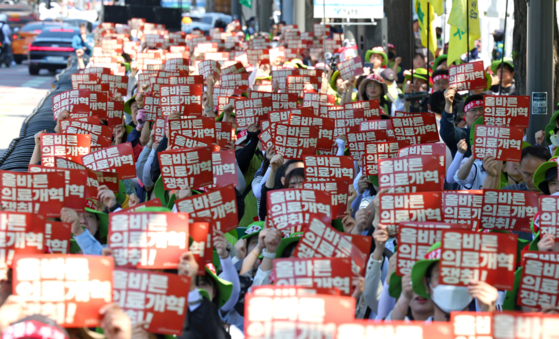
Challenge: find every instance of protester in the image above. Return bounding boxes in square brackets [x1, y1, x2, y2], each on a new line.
[1, 13, 557, 339]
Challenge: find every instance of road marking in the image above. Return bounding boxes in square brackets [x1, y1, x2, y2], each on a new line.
[22, 78, 51, 88]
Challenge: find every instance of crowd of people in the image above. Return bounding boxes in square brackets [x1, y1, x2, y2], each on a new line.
[0, 15, 557, 339]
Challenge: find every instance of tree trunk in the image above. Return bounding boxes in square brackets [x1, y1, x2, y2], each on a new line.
[384, 0, 413, 70]
[512, 0, 527, 95]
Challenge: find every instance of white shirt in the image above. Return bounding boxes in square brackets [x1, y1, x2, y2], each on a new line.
[1, 23, 11, 44]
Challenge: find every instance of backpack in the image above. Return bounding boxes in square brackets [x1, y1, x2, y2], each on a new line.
[492, 42, 504, 61]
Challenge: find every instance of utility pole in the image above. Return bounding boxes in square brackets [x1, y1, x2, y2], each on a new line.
[526, 0, 555, 145]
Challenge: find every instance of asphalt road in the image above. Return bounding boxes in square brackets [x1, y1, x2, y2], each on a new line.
[0, 61, 56, 157]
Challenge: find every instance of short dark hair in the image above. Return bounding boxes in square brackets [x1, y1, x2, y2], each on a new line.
[283, 167, 305, 188]
[278, 21, 286, 25]
[522, 146, 551, 163]
[283, 160, 303, 173]
[414, 52, 425, 59]
[79, 22, 87, 28]
[499, 63, 514, 73]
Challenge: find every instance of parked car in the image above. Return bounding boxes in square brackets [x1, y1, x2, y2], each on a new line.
[0, 4, 37, 30]
[11, 21, 66, 64]
[28, 27, 78, 75]
[181, 12, 231, 34]
[43, 17, 92, 31]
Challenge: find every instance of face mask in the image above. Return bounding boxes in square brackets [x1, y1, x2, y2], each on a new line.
[388, 51, 395, 60]
[429, 283, 472, 314]
[552, 191, 559, 196]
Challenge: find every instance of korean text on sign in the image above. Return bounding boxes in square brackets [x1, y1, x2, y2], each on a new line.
[109, 212, 189, 269]
[235, 97, 273, 131]
[160, 85, 203, 117]
[0, 212, 45, 266]
[442, 191, 483, 231]
[397, 226, 442, 276]
[474, 125, 523, 162]
[81, 143, 136, 180]
[176, 184, 238, 234]
[337, 56, 364, 82]
[303, 155, 354, 182]
[480, 189, 538, 232]
[439, 230, 517, 290]
[449, 60, 487, 91]
[302, 180, 349, 219]
[392, 114, 439, 145]
[539, 195, 559, 237]
[379, 192, 443, 236]
[41, 134, 91, 166]
[518, 252, 559, 309]
[114, 268, 189, 335]
[158, 147, 213, 190]
[378, 155, 445, 193]
[272, 124, 319, 160]
[12, 255, 113, 327]
[0, 171, 65, 217]
[267, 189, 332, 234]
[484, 95, 530, 127]
[274, 257, 353, 295]
[363, 141, 405, 176]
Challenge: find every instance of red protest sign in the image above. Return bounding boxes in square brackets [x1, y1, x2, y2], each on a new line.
[293, 218, 366, 277]
[71, 73, 98, 89]
[517, 252, 559, 309]
[115, 198, 163, 213]
[247, 49, 269, 65]
[144, 94, 161, 121]
[303, 155, 354, 182]
[345, 100, 381, 119]
[303, 180, 349, 219]
[235, 97, 273, 130]
[267, 189, 332, 235]
[392, 113, 439, 144]
[328, 107, 368, 139]
[169, 75, 204, 86]
[0, 212, 45, 266]
[109, 212, 189, 268]
[160, 85, 203, 117]
[81, 143, 136, 180]
[363, 140, 409, 176]
[168, 117, 216, 148]
[220, 73, 250, 91]
[442, 191, 483, 231]
[480, 189, 538, 232]
[539, 195, 559, 237]
[449, 60, 487, 91]
[221, 61, 245, 75]
[44, 221, 71, 254]
[101, 74, 129, 96]
[244, 287, 356, 336]
[211, 150, 239, 188]
[396, 223, 473, 276]
[107, 100, 124, 126]
[439, 230, 517, 290]
[347, 130, 388, 161]
[268, 107, 314, 129]
[28, 165, 88, 212]
[0, 171, 65, 217]
[158, 147, 213, 190]
[41, 133, 91, 166]
[398, 143, 447, 165]
[474, 125, 523, 162]
[153, 117, 167, 143]
[12, 254, 113, 327]
[273, 257, 353, 295]
[188, 218, 212, 275]
[215, 121, 233, 148]
[60, 118, 114, 142]
[113, 268, 189, 335]
[52, 89, 91, 120]
[338, 56, 364, 81]
[360, 119, 394, 135]
[379, 192, 443, 236]
[176, 184, 237, 234]
[378, 155, 445, 193]
[94, 171, 119, 193]
[286, 75, 320, 98]
[272, 124, 319, 159]
[198, 60, 220, 79]
[251, 92, 298, 111]
[289, 114, 336, 152]
[483, 95, 530, 127]
[302, 92, 335, 115]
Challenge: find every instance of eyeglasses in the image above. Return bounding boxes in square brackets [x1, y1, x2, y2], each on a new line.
[467, 107, 484, 114]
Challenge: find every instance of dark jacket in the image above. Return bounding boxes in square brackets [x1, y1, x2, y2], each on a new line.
[440, 109, 471, 158]
[178, 297, 231, 339]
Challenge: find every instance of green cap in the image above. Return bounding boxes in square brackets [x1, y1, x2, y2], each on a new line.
[275, 232, 303, 258]
[544, 110, 559, 144]
[204, 263, 233, 308]
[411, 242, 441, 299]
[533, 160, 558, 194]
[388, 271, 403, 299]
[365, 47, 388, 66]
[84, 208, 109, 238]
[404, 68, 430, 83]
[117, 180, 127, 205]
[240, 222, 265, 241]
[123, 96, 136, 115]
[491, 57, 514, 74]
[432, 54, 447, 70]
[329, 70, 340, 92]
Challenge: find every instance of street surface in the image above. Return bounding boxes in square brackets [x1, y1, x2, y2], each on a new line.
[0, 62, 55, 157]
